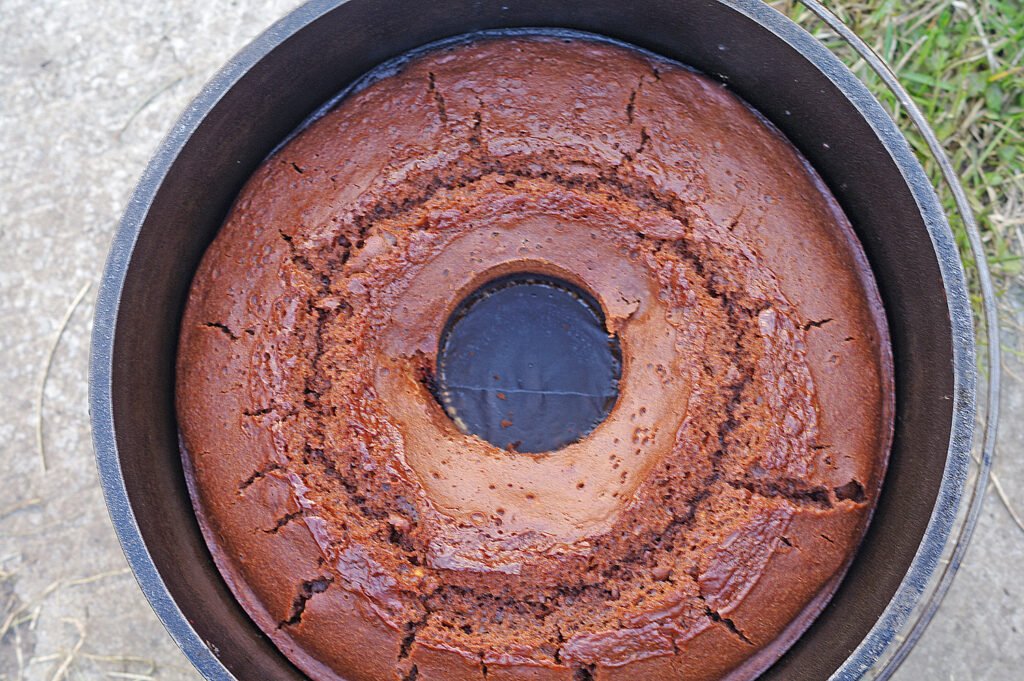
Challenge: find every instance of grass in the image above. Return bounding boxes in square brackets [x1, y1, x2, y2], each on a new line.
[772, 0, 1024, 288]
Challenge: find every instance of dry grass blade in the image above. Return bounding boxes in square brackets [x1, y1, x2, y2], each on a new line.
[990, 472, 1024, 535]
[0, 569, 130, 642]
[14, 625, 26, 681]
[48, 618, 86, 681]
[35, 282, 92, 472]
[0, 498, 42, 520]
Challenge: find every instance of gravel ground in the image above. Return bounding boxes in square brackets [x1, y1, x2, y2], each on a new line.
[1, 1, 1021, 679]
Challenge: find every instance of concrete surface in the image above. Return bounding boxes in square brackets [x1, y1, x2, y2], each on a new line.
[0, 1, 1020, 679]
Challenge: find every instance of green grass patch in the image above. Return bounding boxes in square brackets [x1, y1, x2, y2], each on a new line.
[771, 0, 1023, 288]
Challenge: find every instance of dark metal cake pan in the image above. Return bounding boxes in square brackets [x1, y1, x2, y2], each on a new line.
[89, 0, 975, 679]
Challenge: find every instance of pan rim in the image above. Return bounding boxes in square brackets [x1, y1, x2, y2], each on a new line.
[88, 1, 976, 679]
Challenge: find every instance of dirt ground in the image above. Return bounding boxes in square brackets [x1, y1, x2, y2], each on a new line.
[1, 1, 1021, 679]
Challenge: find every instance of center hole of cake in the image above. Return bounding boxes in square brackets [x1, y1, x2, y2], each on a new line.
[436, 273, 622, 453]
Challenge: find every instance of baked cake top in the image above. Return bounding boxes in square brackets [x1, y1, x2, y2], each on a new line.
[177, 34, 892, 681]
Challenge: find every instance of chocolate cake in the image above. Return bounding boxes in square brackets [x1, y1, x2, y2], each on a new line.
[176, 34, 893, 681]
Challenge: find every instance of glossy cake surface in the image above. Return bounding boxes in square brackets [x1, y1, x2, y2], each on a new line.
[176, 35, 893, 681]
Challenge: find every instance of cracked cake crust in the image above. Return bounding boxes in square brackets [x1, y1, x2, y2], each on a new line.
[177, 35, 893, 681]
